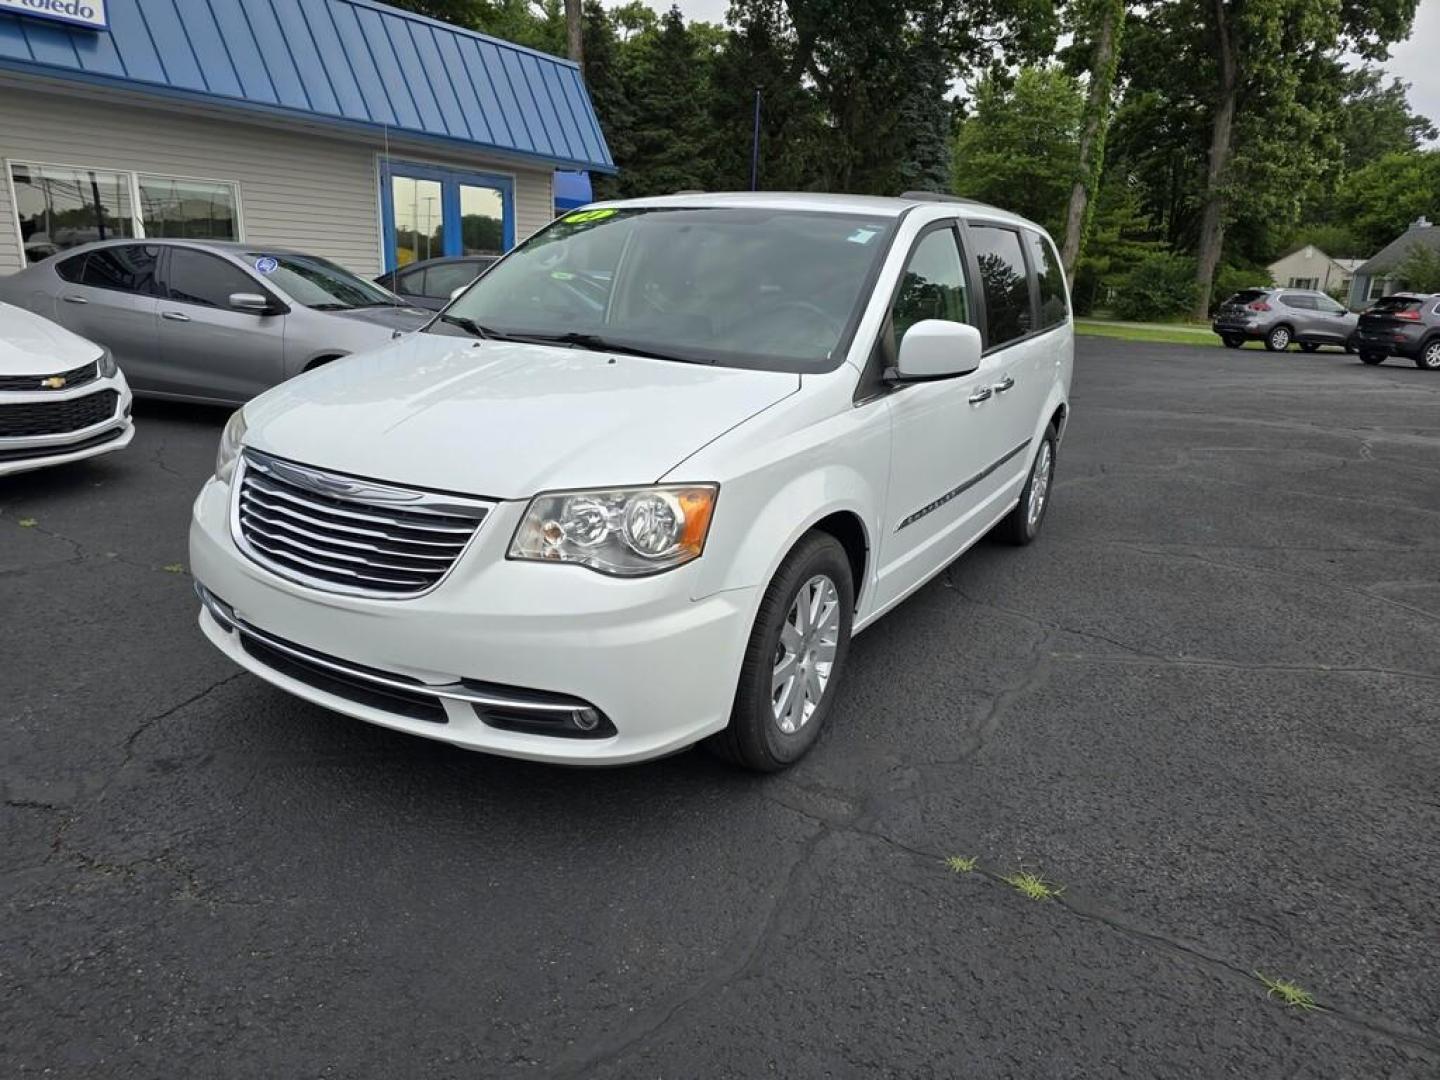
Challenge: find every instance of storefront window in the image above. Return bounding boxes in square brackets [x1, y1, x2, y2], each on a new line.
[9, 162, 240, 265]
[10, 163, 135, 264]
[138, 176, 238, 240]
[460, 184, 505, 256]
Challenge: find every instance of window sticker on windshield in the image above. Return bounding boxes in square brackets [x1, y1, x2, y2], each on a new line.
[847, 229, 878, 245]
[565, 209, 617, 224]
[550, 271, 576, 280]
[254, 256, 279, 274]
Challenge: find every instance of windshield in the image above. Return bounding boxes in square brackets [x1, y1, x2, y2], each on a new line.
[433, 207, 897, 370]
[245, 252, 399, 310]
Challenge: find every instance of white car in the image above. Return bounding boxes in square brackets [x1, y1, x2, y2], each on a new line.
[0, 301, 133, 477]
[189, 193, 1073, 770]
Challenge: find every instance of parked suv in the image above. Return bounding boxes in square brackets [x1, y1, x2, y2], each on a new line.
[1354, 293, 1440, 370]
[190, 192, 1073, 771]
[0, 241, 430, 405]
[1212, 287, 1357, 352]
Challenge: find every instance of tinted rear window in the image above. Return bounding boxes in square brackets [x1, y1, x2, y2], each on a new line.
[1369, 297, 1422, 313]
[1227, 290, 1268, 304]
[968, 224, 1033, 346]
[80, 245, 162, 295]
[1024, 229, 1067, 330]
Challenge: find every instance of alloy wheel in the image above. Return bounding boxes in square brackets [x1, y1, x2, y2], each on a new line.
[1270, 328, 1290, 349]
[1027, 441, 1054, 531]
[1424, 342, 1440, 370]
[771, 574, 840, 734]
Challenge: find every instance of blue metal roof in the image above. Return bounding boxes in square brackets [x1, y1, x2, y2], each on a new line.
[0, 0, 614, 172]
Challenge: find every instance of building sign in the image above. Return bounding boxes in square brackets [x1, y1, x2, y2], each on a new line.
[0, 0, 107, 30]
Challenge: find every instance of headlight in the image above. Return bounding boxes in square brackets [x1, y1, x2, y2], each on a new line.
[96, 349, 117, 378]
[509, 484, 718, 576]
[214, 409, 248, 482]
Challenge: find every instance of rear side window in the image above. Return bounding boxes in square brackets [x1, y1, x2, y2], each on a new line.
[1369, 297, 1422, 314]
[1280, 293, 1315, 310]
[968, 224, 1032, 347]
[1023, 230, 1067, 329]
[56, 253, 86, 283]
[80, 245, 161, 295]
[166, 247, 259, 309]
[423, 261, 485, 299]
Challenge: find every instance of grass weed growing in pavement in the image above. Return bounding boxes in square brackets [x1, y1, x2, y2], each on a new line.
[945, 855, 978, 874]
[1257, 972, 1319, 1011]
[1004, 872, 1064, 901]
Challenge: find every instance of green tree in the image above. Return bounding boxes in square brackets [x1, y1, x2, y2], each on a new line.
[1333, 150, 1440, 254]
[952, 67, 1082, 237]
[1394, 243, 1440, 293]
[620, 6, 715, 195]
[1058, 0, 1126, 276]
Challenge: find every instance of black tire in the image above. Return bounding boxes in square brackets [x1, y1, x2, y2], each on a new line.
[1222, 335, 1243, 349]
[1416, 341, 1440, 371]
[996, 425, 1057, 546]
[1299, 342, 1320, 353]
[707, 531, 854, 772]
[1264, 325, 1293, 352]
[1359, 352, 1385, 366]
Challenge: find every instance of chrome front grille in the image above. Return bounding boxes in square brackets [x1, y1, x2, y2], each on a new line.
[0, 359, 98, 392]
[233, 450, 492, 597]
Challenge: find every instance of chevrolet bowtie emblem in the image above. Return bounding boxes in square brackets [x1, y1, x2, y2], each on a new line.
[40, 376, 67, 389]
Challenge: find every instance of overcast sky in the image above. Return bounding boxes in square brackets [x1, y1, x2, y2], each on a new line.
[606, 0, 1440, 134]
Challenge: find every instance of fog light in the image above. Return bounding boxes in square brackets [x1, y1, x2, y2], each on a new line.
[572, 708, 601, 732]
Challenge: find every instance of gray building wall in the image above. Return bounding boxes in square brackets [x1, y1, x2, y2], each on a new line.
[0, 80, 555, 279]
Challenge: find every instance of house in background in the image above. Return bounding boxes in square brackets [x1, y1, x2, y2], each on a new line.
[1267, 245, 1364, 297]
[0, 0, 613, 280]
[1348, 216, 1440, 309]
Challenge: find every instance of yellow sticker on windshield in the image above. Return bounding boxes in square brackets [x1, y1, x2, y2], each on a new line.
[564, 209, 617, 223]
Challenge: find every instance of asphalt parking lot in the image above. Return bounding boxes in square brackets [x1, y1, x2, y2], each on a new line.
[3, 337, 1439, 1077]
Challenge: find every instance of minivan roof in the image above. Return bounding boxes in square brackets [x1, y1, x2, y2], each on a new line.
[583, 191, 1042, 232]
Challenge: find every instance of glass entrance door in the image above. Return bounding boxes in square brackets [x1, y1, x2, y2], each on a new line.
[381, 162, 513, 271]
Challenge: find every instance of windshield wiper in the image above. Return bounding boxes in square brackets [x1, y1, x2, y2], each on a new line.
[439, 313, 496, 339]
[515, 331, 705, 365]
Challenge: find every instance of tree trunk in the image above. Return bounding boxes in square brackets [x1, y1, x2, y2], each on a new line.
[565, 0, 583, 65]
[1061, 0, 1124, 278]
[1193, 0, 1237, 320]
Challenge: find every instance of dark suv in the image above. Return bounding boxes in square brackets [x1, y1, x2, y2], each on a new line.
[1212, 287, 1357, 352]
[1354, 294, 1440, 370]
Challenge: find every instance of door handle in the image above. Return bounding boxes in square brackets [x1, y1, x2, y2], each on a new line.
[968, 387, 993, 404]
[993, 375, 1015, 393]
[62, 295, 88, 304]
[161, 311, 191, 322]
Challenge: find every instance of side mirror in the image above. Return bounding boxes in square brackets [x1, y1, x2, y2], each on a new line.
[891, 319, 983, 382]
[229, 292, 274, 314]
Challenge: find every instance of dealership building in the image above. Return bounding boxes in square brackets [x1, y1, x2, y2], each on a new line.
[0, 0, 613, 279]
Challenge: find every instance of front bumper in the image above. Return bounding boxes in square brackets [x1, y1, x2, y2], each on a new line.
[0, 374, 134, 477]
[189, 476, 758, 764]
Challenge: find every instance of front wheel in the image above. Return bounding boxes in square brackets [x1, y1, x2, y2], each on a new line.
[708, 532, 854, 771]
[1360, 352, 1386, 366]
[1417, 341, 1440, 371]
[1265, 326, 1292, 351]
[996, 425, 1057, 546]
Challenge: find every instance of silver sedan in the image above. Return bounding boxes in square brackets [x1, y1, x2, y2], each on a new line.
[0, 240, 431, 405]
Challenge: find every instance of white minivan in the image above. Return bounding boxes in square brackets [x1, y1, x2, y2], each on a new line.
[189, 193, 1072, 771]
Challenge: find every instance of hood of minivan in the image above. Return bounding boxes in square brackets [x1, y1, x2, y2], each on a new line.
[0, 301, 102, 374]
[243, 334, 799, 499]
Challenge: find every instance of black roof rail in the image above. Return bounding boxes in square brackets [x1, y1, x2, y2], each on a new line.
[900, 191, 979, 204]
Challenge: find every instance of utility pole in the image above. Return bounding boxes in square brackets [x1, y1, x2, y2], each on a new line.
[750, 88, 762, 191]
[565, 0, 583, 67]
